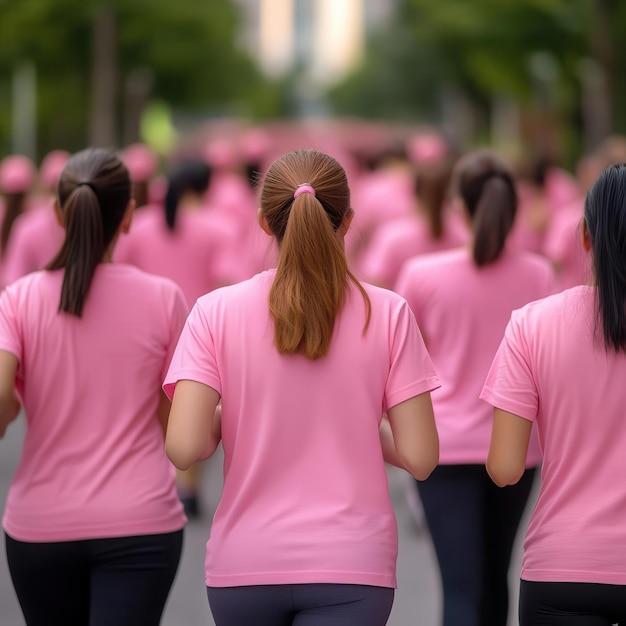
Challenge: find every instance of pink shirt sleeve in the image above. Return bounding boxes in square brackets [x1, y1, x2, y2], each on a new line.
[480, 309, 539, 421]
[163, 300, 220, 400]
[384, 300, 440, 411]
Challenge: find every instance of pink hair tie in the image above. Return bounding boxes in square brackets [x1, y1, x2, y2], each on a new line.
[294, 183, 315, 199]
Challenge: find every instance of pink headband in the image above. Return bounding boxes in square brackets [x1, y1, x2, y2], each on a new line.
[294, 184, 315, 199]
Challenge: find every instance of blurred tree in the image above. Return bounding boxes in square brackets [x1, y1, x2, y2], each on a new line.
[0, 0, 281, 157]
[329, 0, 624, 163]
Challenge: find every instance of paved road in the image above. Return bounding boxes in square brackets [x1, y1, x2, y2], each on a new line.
[0, 416, 532, 625]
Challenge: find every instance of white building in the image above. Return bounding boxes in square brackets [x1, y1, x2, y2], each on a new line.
[234, 0, 394, 87]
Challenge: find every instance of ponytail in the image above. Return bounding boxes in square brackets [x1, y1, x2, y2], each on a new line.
[164, 159, 212, 231]
[454, 150, 517, 267]
[47, 185, 105, 316]
[46, 148, 131, 318]
[263, 150, 370, 360]
[415, 161, 452, 241]
[471, 175, 516, 266]
[164, 178, 181, 231]
[584, 164, 626, 352]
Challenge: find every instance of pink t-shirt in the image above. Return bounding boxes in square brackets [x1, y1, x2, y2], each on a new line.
[346, 168, 415, 273]
[115, 209, 236, 308]
[1, 204, 65, 286]
[164, 270, 440, 588]
[395, 247, 554, 464]
[543, 199, 592, 291]
[481, 287, 626, 584]
[361, 210, 468, 288]
[0, 265, 187, 542]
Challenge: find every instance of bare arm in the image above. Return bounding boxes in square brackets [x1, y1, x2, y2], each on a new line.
[165, 380, 221, 471]
[486, 408, 532, 487]
[0, 351, 20, 438]
[385, 392, 439, 481]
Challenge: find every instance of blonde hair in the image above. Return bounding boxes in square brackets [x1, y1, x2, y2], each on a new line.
[260, 150, 370, 360]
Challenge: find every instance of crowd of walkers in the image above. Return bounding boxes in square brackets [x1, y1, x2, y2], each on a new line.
[0, 123, 625, 625]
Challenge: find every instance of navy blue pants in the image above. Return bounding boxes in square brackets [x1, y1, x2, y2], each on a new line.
[416, 464, 537, 626]
[207, 583, 395, 625]
[520, 580, 626, 625]
[6, 529, 183, 626]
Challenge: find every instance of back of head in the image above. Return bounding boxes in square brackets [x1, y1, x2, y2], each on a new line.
[260, 149, 370, 360]
[414, 160, 454, 240]
[454, 149, 517, 267]
[48, 148, 131, 317]
[164, 159, 211, 231]
[584, 163, 626, 352]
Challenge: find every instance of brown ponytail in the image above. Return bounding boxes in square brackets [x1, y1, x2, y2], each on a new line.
[47, 148, 131, 317]
[261, 150, 370, 360]
[454, 150, 517, 267]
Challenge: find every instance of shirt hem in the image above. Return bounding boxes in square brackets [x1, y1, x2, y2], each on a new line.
[386, 376, 441, 411]
[205, 571, 397, 589]
[521, 569, 626, 585]
[3, 515, 186, 543]
[479, 387, 537, 422]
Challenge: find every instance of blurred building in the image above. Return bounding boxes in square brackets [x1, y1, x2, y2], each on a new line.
[234, 0, 394, 86]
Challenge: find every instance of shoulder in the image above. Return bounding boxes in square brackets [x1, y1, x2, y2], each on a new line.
[195, 270, 272, 310]
[109, 263, 184, 300]
[358, 280, 416, 322]
[517, 250, 554, 272]
[2, 270, 51, 295]
[400, 248, 468, 281]
[510, 286, 588, 331]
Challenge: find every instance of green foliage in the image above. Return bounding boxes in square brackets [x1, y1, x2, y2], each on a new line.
[329, 0, 625, 158]
[0, 0, 277, 156]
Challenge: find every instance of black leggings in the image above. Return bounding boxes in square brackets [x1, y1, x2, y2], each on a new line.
[207, 583, 395, 626]
[520, 580, 626, 625]
[416, 464, 537, 626]
[5, 529, 183, 626]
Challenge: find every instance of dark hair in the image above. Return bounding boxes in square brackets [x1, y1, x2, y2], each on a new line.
[454, 150, 517, 267]
[47, 148, 131, 317]
[1, 193, 26, 254]
[245, 160, 261, 190]
[164, 159, 211, 231]
[260, 149, 371, 360]
[414, 160, 453, 240]
[584, 164, 626, 352]
[132, 180, 149, 209]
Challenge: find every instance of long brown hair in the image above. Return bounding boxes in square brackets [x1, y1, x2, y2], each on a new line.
[47, 148, 131, 317]
[260, 149, 370, 360]
[454, 150, 517, 267]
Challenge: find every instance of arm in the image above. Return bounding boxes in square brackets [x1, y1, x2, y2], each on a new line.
[385, 391, 439, 481]
[486, 408, 532, 487]
[0, 350, 20, 438]
[165, 379, 221, 470]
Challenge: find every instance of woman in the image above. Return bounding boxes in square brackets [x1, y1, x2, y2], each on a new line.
[395, 149, 554, 626]
[483, 164, 626, 624]
[164, 149, 440, 626]
[361, 135, 467, 289]
[0, 154, 36, 277]
[0, 148, 187, 625]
